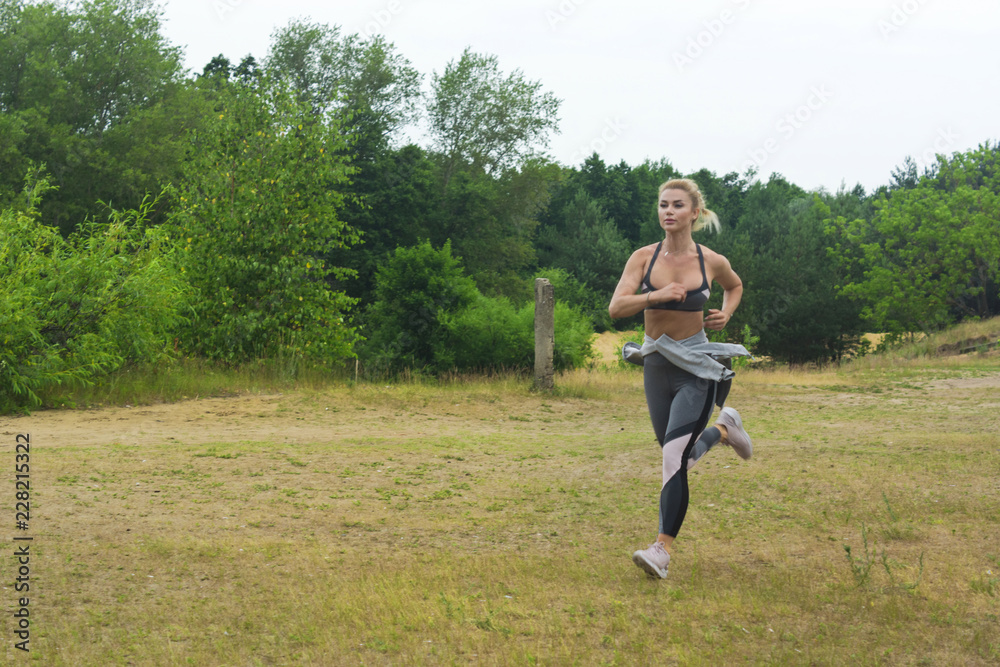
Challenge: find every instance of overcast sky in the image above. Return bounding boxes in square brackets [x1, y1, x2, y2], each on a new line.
[158, 0, 1000, 194]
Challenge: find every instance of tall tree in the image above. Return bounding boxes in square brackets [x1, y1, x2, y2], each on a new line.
[711, 176, 864, 362]
[889, 155, 920, 191]
[428, 47, 560, 185]
[434, 159, 558, 298]
[538, 188, 630, 299]
[535, 187, 631, 331]
[168, 75, 360, 364]
[264, 19, 424, 311]
[827, 143, 1000, 333]
[265, 19, 421, 152]
[0, 0, 189, 232]
[324, 143, 442, 305]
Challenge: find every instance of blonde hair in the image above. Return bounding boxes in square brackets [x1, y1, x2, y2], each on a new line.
[658, 178, 721, 234]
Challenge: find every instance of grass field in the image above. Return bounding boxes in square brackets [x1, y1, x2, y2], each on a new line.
[3, 330, 999, 665]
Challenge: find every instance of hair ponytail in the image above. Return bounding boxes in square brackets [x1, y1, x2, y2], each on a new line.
[693, 208, 720, 234]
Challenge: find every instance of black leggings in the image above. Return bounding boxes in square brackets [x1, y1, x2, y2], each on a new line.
[643, 353, 721, 537]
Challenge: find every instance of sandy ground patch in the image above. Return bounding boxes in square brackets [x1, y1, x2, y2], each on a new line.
[591, 330, 633, 365]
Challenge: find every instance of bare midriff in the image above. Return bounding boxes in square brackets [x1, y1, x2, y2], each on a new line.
[644, 308, 704, 342]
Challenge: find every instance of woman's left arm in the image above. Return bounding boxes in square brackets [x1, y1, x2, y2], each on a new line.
[704, 252, 743, 332]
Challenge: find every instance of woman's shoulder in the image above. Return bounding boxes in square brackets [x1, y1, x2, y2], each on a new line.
[697, 243, 733, 270]
[628, 241, 661, 261]
[620, 242, 661, 276]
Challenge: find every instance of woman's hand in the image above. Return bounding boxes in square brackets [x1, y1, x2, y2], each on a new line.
[704, 308, 731, 331]
[649, 282, 687, 307]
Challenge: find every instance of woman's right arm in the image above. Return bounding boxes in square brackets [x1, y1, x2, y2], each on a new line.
[609, 247, 689, 319]
[608, 249, 648, 319]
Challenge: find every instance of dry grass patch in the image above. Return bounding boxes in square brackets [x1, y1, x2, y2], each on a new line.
[4, 354, 999, 665]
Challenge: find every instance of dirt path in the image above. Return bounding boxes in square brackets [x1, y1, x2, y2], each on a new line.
[0, 382, 633, 451]
[2, 394, 303, 448]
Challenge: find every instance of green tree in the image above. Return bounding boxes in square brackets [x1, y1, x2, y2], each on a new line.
[168, 75, 360, 364]
[434, 159, 558, 298]
[198, 54, 263, 87]
[535, 188, 630, 330]
[538, 188, 630, 294]
[264, 20, 426, 310]
[567, 155, 682, 245]
[325, 143, 443, 305]
[888, 155, 921, 191]
[684, 168, 751, 245]
[428, 47, 560, 185]
[827, 143, 1000, 333]
[265, 19, 421, 149]
[754, 195, 865, 361]
[417, 48, 562, 297]
[0, 0, 189, 232]
[714, 176, 864, 362]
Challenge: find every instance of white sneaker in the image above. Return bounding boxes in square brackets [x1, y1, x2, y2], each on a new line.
[717, 407, 752, 460]
[632, 541, 670, 578]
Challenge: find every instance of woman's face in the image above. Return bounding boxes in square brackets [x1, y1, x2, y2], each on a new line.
[658, 188, 699, 233]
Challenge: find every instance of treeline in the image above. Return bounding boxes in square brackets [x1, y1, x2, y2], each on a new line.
[2, 0, 998, 409]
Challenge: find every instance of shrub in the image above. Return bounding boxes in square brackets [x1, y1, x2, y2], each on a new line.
[438, 296, 594, 373]
[0, 179, 186, 410]
[549, 301, 597, 370]
[361, 241, 594, 375]
[437, 294, 532, 370]
[360, 240, 479, 374]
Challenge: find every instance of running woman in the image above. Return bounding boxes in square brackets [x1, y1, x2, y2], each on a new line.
[608, 178, 753, 579]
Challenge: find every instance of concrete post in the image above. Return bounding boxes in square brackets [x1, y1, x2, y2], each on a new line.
[534, 278, 554, 390]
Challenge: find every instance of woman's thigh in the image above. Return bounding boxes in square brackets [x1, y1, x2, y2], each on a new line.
[643, 354, 677, 446]
[665, 371, 714, 444]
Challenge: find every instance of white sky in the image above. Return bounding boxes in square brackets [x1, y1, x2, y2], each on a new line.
[158, 0, 1000, 193]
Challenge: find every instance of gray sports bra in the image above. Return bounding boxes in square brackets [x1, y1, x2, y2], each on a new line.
[641, 242, 711, 311]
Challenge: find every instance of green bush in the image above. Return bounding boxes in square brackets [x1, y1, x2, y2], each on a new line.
[0, 179, 187, 410]
[360, 240, 478, 374]
[440, 296, 594, 373]
[549, 301, 597, 370]
[437, 294, 532, 370]
[361, 241, 595, 375]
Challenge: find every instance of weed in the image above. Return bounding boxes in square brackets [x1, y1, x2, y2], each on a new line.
[882, 492, 898, 521]
[470, 610, 512, 636]
[970, 573, 998, 596]
[844, 522, 924, 592]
